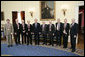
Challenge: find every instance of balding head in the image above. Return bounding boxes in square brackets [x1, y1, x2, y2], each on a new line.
[22, 20, 24, 24]
[34, 19, 38, 23]
[6, 19, 10, 23]
[57, 18, 60, 23]
[71, 18, 75, 23]
[64, 18, 67, 23]
[49, 21, 52, 24]
[27, 20, 30, 24]
[42, 21, 45, 24]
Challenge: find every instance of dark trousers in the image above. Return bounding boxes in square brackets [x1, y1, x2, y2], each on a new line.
[14, 32, 20, 45]
[34, 32, 40, 45]
[70, 34, 76, 51]
[56, 31, 62, 46]
[42, 32, 47, 45]
[63, 34, 68, 48]
[26, 31, 32, 45]
[21, 33, 26, 44]
[48, 31, 54, 46]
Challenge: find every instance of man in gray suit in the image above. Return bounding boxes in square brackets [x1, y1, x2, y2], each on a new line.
[4, 19, 14, 47]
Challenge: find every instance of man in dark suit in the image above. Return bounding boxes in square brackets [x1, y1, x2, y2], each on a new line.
[20, 20, 27, 44]
[41, 21, 48, 45]
[48, 21, 55, 46]
[33, 19, 41, 45]
[13, 19, 21, 45]
[55, 18, 63, 46]
[26, 20, 33, 45]
[70, 19, 78, 52]
[62, 19, 70, 48]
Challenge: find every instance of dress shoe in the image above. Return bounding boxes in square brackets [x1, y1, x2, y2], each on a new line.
[71, 50, 75, 52]
[10, 45, 13, 47]
[27, 44, 29, 45]
[7, 45, 10, 47]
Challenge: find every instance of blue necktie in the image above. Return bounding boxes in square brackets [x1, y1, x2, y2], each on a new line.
[35, 23, 37, 28]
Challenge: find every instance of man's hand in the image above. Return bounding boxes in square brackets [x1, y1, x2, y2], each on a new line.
[64, 32, 67, 34]
[11, 33, 13, 35]
[15, 33, 17, 35]
[26, 33, 28, 35]
[39, 32, 41, 34]
[31, 32, 34, 34]
[53, 33, 54, 36]
[23, 31, 25, 33]
[63, 30, 67, 34]
[74, 35, 76, 38]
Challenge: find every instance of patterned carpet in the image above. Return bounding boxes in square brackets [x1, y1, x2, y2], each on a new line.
[40, 44, 84, 56]
[1, 44, 83, 56]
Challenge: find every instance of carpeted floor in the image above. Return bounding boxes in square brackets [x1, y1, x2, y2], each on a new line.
[1, 44, 80, 56]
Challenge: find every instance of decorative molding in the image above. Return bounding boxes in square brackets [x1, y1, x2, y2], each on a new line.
[78, 1, 84, 6]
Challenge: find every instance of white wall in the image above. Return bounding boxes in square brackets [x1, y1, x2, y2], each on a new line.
[1, 1, 84, 43]
[1, 1, 82, 24]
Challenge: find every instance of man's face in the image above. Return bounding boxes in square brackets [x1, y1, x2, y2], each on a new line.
[72, 19, 75, 23]
[64, 19, 67, 23]
[27, 21, 30, 24]
[22, 20, 24, 23]
[16, 19, 18, 23]
[42, 22, 45, 24]
[57, 19, 60, 23]
[7, 20, 10, 23]
[35, 19, 37, 23]
[49, 21, 52, 24]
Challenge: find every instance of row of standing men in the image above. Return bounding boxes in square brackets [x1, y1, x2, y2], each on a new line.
[4, 18, 78, 52]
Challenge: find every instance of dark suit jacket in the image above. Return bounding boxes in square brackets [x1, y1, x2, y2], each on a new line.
[33, 23, 41, 33]
[62, 23, 70, 35]
[55, 22, 63, 35]
[20, 23, 27, 34]
[70, 23, 78, 36]
[13, 23, 21, 33]
[41, 24, 48, 34]
[26, 24, 33, 33]
[47, 24, 55, 33]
